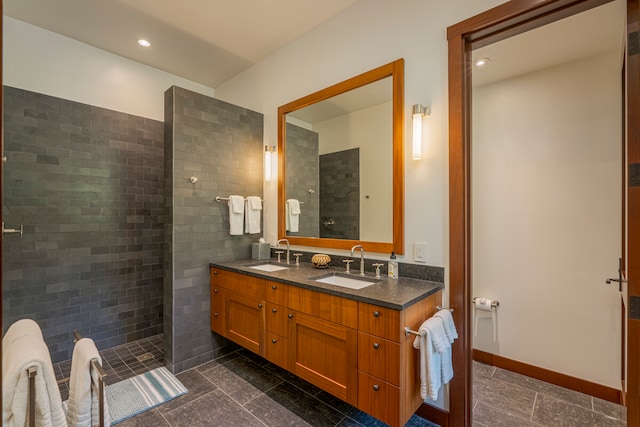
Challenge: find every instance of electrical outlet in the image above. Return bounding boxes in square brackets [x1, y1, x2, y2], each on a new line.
[415, 242, 427, 263]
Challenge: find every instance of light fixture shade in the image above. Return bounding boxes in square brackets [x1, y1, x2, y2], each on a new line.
[264, 146, 275, 181]
[412, 104, 427, 160]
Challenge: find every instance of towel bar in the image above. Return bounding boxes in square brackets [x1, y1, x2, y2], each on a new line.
[28, 367, 37, 427]
[404, 306, 454, 336]
[72, 330, 107, 427]
[215, 196, 265, 203]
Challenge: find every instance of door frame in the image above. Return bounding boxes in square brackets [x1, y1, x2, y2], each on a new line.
[446, 0, 639, 426]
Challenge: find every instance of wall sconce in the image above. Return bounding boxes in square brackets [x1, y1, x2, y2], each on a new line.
[264, 146, 275, 181]
[412, 104, 428, 160]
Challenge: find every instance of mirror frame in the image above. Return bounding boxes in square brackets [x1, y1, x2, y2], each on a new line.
[277, 58, 404, 254]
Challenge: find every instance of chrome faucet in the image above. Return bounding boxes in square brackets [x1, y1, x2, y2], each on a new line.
[277, 239, 290, 264]
[350, 245, 365, 276]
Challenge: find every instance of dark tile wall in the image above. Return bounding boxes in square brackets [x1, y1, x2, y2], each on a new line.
[284, 123, 319, 237]
[2, 86, 164, 362]
[164, 86, 264, 373]
[319, 148, 359, 240]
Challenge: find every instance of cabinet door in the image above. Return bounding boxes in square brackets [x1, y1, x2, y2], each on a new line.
[288, 311, 357, 405]
[226, 292, 264, 355]
[210, 285, 226, 336]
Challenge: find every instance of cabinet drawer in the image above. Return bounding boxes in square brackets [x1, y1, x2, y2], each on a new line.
[265, 280, 288, 305]
[357, 331, 400, 386]
[210, 286, 226, 335]
[358, 303, 401, 342]
[211, 268, 265, 299]
[265, 302, 288, 337]
[357, 372, 400, 427]
[289, 286, 357, 328]
[210, 310, 226, 336]
[265, 331, 288, 369]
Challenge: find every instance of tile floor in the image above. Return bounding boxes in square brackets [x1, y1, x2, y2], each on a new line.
[53, 335, 627, 427]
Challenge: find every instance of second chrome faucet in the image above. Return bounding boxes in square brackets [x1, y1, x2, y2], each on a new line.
[350, 245, 365, 276]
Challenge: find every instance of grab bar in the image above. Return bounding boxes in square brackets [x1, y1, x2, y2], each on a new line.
[72, 330, 106, 427]
[404, 306, 454, 336]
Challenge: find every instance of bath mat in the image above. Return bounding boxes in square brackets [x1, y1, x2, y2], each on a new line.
[106, 366, 187, 424]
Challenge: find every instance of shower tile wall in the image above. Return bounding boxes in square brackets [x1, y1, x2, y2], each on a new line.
[319, 148, 359, 240]
[284, 123, 319, 237]
[2, 86, 164, 362]
[164, 86, 263, 373]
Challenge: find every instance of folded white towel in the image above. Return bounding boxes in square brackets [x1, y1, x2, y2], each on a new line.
[244, 196, 262, 234]
[228, 195, 244, 235]
[434, 310, 458, 344]
[412, 320, 442, 401]
[286, 199, 301, 232]
[66, 338, 110, 427]
[2, 320, 67, 427]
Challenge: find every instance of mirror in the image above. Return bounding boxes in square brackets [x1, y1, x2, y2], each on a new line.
[278, 59, 404, 254]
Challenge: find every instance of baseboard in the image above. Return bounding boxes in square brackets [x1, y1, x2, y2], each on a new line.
[473, 349, 622, 405]
[415, 403, 449, 427]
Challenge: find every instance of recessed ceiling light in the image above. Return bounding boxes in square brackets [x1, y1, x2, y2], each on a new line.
[473, 57, 491, 67]
[138, 39, 151, 47]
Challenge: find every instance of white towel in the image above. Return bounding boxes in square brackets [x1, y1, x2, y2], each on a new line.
[434, 310, 458, 344]
[244, 196, 262, 234]
[228, 195, 244, 235]
[286, 199, 301, 232]
[2, 320, 67, 427]
[66, 338, 110, 427]
[425, 317, 450, 355]
[412, 319, 442, 401]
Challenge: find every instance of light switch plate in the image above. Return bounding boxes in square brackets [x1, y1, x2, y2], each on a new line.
[415, 242, 427, 263]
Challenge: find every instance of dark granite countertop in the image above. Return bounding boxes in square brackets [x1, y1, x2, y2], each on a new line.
[209, 259, 443, 310]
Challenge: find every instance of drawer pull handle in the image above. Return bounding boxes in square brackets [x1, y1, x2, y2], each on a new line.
[373, 384, 380, 391]
[258, 303, 263, 309]
[373, 343, 379, 350]
[213, 271, 218, 275]
[373, 311, 380, 318]
[272, 285, 277, 290]
[272, 308, 278, 313]
[213, 312, 219, 317]
[213, 289, 219, 293]
[288, 313, 294, 319]
[272, 339, 278, 344]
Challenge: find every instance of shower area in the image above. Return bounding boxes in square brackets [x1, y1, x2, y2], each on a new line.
[2, 85, 263, 373]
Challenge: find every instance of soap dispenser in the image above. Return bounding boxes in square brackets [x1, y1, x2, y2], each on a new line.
[388, 252, 398, 278]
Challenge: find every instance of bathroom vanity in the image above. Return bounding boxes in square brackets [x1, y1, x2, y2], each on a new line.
[209, 260, 443, 427]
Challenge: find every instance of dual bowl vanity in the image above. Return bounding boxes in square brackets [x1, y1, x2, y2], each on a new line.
[209, 259, 443, 427]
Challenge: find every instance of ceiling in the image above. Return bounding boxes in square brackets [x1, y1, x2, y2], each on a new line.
[4, 0, 359, 88]
[472, 0, 626, 87]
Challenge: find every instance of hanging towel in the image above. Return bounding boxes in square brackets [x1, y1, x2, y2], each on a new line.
[434, 310, 458, 344]
[244, 196, 262, 234]
[228, 195, 244, 235]
[412, 318, 443, 401]
[66, 338, 111, 427]
[2, 320, 67, 427]
[286, 199, 301, 232]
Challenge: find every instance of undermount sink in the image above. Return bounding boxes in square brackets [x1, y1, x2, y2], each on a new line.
[245, 263, 289, 272]
[311, 273, 378, 290]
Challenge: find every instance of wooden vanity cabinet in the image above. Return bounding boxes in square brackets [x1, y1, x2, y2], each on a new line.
[210, 267, 441, 427]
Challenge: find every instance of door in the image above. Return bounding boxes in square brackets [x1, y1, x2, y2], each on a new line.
[447, 1, 638, 426]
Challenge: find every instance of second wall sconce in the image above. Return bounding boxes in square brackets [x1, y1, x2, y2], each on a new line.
[412, 104, 429, 160]
[264, 146, 276, 181]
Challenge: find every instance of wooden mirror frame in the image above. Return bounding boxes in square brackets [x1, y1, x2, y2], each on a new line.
[277, 58, 405, 254]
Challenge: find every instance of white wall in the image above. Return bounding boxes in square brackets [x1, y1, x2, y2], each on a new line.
[3, 17, 215, 121]
[315, 102, 393, 243]
[215, 0, 507, 267]
[472, 52, 622, 388]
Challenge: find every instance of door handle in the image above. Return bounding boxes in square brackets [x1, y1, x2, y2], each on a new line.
[606, 258, 626, 292]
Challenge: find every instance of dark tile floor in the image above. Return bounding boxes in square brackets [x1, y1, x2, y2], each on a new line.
[472, 361, 627, 426]
[53, 335, 436, 427]
[53, 336, 627, 427]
